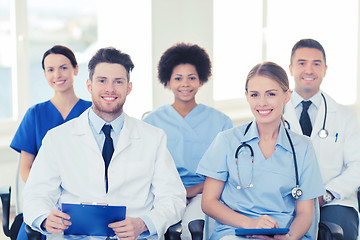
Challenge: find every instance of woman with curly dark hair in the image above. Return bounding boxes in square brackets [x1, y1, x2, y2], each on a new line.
[143, 42, 233, 239]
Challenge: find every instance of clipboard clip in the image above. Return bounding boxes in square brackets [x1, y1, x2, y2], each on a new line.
[81, 202, 109, 206]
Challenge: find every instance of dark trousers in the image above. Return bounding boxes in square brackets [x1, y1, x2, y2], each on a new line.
[320, 205, 359, 240]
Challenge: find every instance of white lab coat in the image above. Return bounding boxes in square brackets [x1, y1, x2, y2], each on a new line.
[284, 91, 360, 212]
[23, 109, 186, 240]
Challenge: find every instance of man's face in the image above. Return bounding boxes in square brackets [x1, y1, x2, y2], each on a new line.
[87, 62, 132, 122]
[289, 47, 327, 99]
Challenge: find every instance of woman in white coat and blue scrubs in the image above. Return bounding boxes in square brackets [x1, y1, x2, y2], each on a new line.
[196, 62, 325, 240]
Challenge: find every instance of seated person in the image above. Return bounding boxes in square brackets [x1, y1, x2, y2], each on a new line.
[197, 62, 325, 240]
[284, 38, 360, 240]
[22, 47, 186, 240]
[143, 42, 233, 239]
[10, 45, 92, 240]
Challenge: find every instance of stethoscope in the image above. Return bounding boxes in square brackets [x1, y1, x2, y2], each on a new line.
[284, 93, 328, 138]
[235, 122, 303, 200]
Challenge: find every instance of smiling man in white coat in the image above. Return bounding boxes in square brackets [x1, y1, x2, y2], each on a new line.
[284, 38, 360, 240]
[23, 47, 186, 240]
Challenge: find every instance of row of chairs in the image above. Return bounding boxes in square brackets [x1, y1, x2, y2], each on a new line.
[2, 185, 360, 240]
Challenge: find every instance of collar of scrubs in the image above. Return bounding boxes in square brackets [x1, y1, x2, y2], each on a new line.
[88, 108, 124, 135]
[292, 90, 322, 110]
[243, 119, 293, 154]
[169, 103, 205, 120]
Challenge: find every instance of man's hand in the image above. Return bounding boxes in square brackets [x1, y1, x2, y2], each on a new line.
[43, 209, 71, 233]
[109, 217, 148, 240]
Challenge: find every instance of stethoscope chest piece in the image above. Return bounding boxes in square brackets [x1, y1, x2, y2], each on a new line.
[318, 129, 328, 139]
[291, 186, 303, 199]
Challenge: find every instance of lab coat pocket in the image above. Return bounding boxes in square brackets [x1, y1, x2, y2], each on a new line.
[317, 135, 344, 181]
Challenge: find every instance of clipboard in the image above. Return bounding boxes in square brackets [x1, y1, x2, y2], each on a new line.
[62, 203, 126, 236]
[235, 228, 289, 236]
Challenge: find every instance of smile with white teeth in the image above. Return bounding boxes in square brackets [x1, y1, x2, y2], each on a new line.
[258, 110, 272, 115]
[179, 90, 191, 94]
[303, 77, 315, 81]
[54, 80, 65, 85]
[103, 96, 116, 101]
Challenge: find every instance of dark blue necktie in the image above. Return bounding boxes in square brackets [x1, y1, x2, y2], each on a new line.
[300, 101, 312, 137]
[102, 124, 114, 192]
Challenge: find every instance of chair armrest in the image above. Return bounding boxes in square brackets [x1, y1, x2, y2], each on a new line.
[357, 186, 360, 212]
[164, 221, 182, 240]
[24, 224, 42, 240]
[318, 221, 343, 240]
[0, 186, 11, 238]
[188, 219, 204, 240]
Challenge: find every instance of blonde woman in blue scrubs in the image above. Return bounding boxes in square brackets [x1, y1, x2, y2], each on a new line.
[197, 62, 325, 240]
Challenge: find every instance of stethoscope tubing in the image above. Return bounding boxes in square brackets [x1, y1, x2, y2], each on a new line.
[235, 121, 301, 198]
[285, 93, 328, 138]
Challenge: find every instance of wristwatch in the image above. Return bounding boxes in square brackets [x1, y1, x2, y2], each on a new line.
[322, 191, 334, 203]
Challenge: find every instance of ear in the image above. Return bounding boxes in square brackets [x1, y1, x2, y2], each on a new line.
[289, 64, 294, 76]
[284, 89, 291, 104]
[245, 90, 250, 103]
[126, 81, 132, 96]
[323, 65, 328, 78]
[165, 81, 171, 89]
[86, 79, 92, 94]
[74, 65, 79, 76]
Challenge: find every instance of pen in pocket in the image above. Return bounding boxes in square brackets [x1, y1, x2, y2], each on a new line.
[335, 133, 338, 142]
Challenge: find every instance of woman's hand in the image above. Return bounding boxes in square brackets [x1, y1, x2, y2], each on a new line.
[245, 215, 279, 229]
[247, 233, 294, 240]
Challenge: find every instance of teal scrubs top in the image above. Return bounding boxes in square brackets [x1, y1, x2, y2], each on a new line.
[144, 104, 233, 187]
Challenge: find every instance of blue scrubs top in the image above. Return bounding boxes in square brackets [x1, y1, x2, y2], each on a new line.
[11, 99, 92, 155]
[196, 120, 325, 239]
[143, 104, 233, 187]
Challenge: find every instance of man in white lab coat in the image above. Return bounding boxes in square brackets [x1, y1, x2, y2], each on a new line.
[23, 47, 186, 240]
[284, 38, 360, 240]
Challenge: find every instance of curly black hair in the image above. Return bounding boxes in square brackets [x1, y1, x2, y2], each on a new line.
[158, 43, 212, 87]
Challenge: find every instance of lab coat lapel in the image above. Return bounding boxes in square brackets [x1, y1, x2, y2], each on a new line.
[112, 114, 136, 158]
[284, 102, 302, 134]
[311, 94, 326, 138]
[72, 109, 101, 152]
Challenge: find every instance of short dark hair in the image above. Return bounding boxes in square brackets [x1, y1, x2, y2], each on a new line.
[158, 43, 212, 87]
[42, 45, 77, 70]
[88, 47, 134, 81]
[290, 38, 326, 65]
[246, 62, 289, 93]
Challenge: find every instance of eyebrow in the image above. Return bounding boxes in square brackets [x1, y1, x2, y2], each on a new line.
[175, 73, 197, 76]
[297, 59, 323, 63]
[95, 76, 126, 80]
[249, 89, 278, 92]
[46, 64, 68, 69]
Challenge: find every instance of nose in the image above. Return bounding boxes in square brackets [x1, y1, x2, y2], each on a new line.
[55, 69, 61, 78]
[105, 81, 115, 93]
[304, 63, 314, 74]
[181, 78, 190, 86]
[258, 96, 267, 106]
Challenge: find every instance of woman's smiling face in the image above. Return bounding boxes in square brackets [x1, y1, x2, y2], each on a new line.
[246, 75, 291, 125]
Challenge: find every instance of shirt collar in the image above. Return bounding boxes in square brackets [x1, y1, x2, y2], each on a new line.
[242, 119, 292, 153]
[291, 90, 322, 110]
[88, 108, 124, 135]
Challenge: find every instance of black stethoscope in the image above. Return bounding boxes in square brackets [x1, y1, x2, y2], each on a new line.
[285, 93, 328, 138]
[235, 122, 303, 200]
